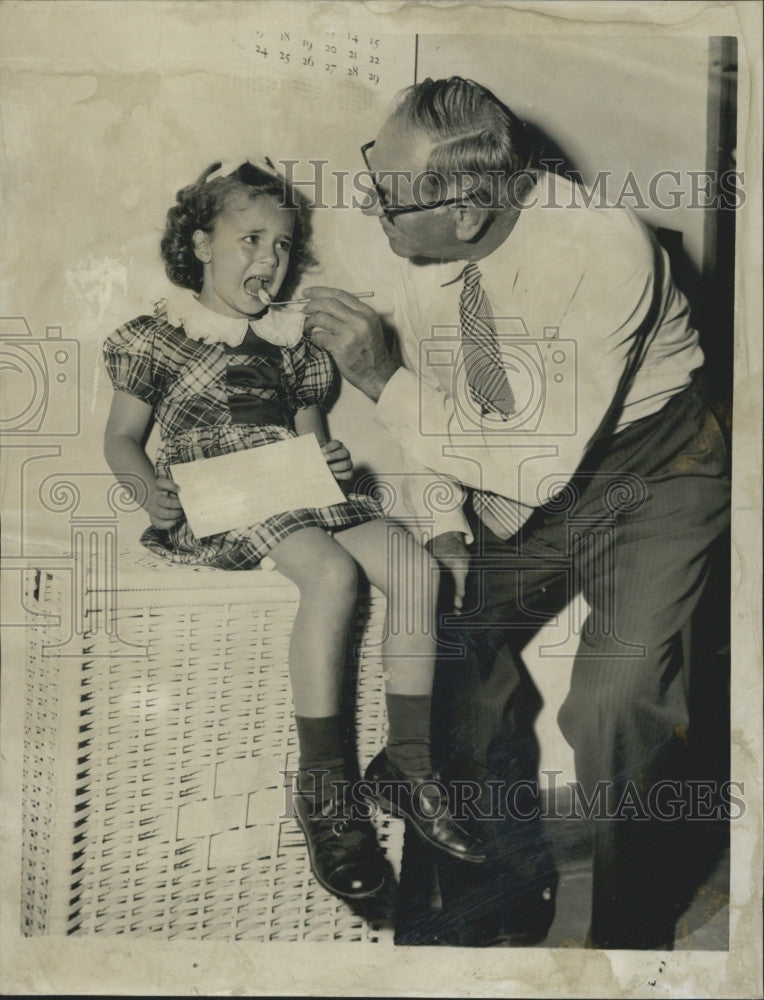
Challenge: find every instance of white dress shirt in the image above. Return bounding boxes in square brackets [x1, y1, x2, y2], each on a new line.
[376, 172, 703, 533]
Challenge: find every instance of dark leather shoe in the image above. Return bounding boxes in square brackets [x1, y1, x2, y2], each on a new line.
[363, 750, 486, 864]
[293, 786, 386, 900]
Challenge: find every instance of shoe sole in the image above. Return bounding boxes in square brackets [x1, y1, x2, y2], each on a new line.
[293, 810, 386, 901]
[361, 787, 486, 864]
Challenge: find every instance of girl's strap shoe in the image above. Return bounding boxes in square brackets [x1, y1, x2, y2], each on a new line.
[293, 783, 387, 900]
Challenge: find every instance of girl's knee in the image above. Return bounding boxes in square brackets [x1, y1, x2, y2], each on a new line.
[383, 534, 440, 600]
[269, 529, 358, 596]
[315, 544, 358, 598]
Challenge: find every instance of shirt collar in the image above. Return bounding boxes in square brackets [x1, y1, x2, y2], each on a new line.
[157, 287, 304, 349]
[438, 261, 470, 289]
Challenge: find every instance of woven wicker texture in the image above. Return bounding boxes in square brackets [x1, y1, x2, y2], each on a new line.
[23, 549, 403, 941]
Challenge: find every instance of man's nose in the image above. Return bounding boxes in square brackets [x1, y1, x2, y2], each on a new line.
[359, 176, 382, 217]
[360, 187, 385, 218]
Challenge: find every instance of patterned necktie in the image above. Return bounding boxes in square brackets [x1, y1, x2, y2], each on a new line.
[459, 262, 515, 417]
[459, 262, 526, 539]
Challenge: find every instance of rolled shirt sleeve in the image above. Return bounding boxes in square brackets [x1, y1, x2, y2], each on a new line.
[392, 440, 474, 543]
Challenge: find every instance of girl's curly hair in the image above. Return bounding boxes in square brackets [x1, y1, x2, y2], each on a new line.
[160, 161, 316, 296]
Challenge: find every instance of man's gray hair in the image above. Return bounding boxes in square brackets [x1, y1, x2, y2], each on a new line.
[391, 76, 536, 208]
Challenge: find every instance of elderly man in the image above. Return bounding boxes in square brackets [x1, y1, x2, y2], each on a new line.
[304, 77, 730, 949]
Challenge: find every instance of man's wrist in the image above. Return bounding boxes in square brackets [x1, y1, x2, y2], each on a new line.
[365, 359, 400, 402]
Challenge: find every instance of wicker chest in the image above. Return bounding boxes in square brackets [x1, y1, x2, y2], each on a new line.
[22, 549, 402, 942]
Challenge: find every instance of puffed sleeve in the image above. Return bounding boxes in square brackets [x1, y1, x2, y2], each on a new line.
[281, 333, 339, 411]
[103, 316, 171, 408]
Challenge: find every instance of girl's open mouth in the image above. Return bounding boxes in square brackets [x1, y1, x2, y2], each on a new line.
[244, 276, 272, 304]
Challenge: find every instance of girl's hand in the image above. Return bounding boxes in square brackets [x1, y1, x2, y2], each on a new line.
[147, 475, 184, 529]
[321, 440, 353, 482]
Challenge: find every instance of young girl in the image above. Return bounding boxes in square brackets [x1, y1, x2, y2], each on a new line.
[103, 158, 483, 902]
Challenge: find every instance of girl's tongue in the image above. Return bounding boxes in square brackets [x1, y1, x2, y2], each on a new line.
[244, 275, 272, 305]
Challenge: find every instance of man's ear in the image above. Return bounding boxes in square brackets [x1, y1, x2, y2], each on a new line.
[452, 204, 491, 243]
[192, 229, 212, 264]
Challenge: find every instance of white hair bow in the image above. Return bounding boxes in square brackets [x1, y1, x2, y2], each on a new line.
[205, 156, 282, 184]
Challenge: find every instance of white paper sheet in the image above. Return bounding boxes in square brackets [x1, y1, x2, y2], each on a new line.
[170, 433, 346, 538]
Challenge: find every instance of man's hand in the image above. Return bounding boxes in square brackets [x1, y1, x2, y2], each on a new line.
[426, 530, 470, 614]
[303, 287, 399, 401]
[147, 475, 183, 530]
[321, 439, 354, 482]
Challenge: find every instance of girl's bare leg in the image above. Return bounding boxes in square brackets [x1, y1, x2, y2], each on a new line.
[267, 526, 358, 716]
[334, 519, 439, 695]
[335, 519, 438, 779]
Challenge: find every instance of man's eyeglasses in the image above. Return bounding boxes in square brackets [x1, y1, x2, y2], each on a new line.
[360, 141, 464, 225]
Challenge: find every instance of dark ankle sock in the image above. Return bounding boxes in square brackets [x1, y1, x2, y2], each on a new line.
[294, 714, 346, 805]
[385, 693, 433, 778]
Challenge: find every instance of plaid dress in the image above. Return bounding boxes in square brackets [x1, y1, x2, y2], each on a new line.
[103, 313, 383, 568]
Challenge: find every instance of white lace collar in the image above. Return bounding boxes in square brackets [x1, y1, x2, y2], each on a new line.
[157, 287, 304, 349]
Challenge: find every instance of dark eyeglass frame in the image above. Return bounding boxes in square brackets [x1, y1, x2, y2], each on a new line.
[361, 140, 464, 224]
